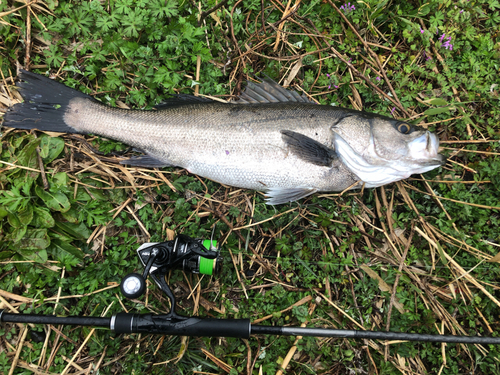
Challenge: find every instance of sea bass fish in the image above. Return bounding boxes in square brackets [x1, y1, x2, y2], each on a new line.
[3, 70, 443, 204]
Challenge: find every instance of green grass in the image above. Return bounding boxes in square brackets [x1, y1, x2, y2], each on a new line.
[1, 0, 500, 374]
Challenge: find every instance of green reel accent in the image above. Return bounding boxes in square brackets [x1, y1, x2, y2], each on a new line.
[202, 239, 217, 250]
[199, 257, 215, 275]
[200, 240, 218, 275]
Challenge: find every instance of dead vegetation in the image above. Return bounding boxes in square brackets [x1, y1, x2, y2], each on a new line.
[1, 0, 500, 374]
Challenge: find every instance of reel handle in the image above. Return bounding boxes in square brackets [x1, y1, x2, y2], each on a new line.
[120, 273, 147, 299]
[120, 246, 163, 299]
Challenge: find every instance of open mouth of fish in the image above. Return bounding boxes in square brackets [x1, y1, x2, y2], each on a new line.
[408, 131, 445, 167]
[334, 131, 444, 187]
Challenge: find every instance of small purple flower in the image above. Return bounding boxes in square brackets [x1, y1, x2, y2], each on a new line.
[439, 33, 446, 42]
[390, 107, 396, 115]
[376, 76, 381, 81]
[460, 9, 464, 13]
[340, 2, 355, 13]
[441, 36, 453, 50]
[327, 73, 339, 90]
[420, 27, 425, 34]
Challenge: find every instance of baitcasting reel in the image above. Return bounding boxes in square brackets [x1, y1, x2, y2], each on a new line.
[120, 234, 222, 319]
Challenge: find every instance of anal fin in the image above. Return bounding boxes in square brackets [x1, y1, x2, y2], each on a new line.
[120, 154, 172, 168]
[265, 187, 318, 205]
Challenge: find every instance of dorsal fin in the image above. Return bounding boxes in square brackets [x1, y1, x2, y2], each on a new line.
[236, 79, 316, 104]
[154, 79, 314, 107]
[153, 94, 215, 109]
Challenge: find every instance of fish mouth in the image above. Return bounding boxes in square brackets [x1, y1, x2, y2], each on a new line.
[409, 131, 445, 166]
[334, 130, 444, 187]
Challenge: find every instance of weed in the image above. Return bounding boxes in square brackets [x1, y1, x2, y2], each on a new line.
[1, 0, 500, 374]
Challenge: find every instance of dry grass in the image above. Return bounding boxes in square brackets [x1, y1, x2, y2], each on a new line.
[1, 0, 500, 374]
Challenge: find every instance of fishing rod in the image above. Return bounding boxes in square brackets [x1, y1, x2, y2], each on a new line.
[1, 234, 499, 345]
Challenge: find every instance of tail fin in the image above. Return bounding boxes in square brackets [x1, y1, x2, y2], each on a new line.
[2, 70, 90, 133]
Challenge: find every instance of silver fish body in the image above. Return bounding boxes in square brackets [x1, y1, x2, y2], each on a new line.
[3, 71, 444, 204]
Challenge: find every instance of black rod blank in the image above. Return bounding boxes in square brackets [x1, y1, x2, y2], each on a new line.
[2, 310, 499, 345]
[0, 311, 110, 328]
[251, 325, 500, 344]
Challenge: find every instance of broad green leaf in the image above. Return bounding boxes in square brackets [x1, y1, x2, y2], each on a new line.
[0, 251, 15, 260]
[75, 189, 92, 202]
[7, 212, 22, 228]
[424, 106, 455, 115]
[47, 231, 73, 242]
[32, 206, 56, 228]
[39, 135, 65, 163]
[428, 98, 448, 106]
[86, 187, 108, 201]
[18, 204, 34, 226]
[35, 186, 71, 212]
[48, 239, 84, 262]
[55, 221, 91, 240]
[10, 225, 27, 243]
[53, 172, 69, 188]
[17, 248, 48, 263]
[418, 3, 431, 16]
[396, 17, 413, 26]
[61, 207, 80, 224]
[95, 188, 110, 201]
[18, 229, 50, 250]
[0, 188, 27, 212]
[0, 205, 8, 219]
[13, 138, 41, 186]
[10, 135, 25, 149]
[79, 179, 108, 200]
[17, 138, 42, 168]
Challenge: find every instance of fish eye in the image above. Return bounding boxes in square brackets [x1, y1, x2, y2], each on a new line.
[397, 123, 411, 134]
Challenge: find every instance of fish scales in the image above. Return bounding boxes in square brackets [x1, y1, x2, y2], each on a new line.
[65, 98, 358, 191]
[3, 70, 444, 204]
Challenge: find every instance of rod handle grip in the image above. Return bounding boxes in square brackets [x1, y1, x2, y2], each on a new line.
[113, 313, 251, 339]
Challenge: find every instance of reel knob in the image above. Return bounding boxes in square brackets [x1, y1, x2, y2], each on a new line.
[120, 273, 146, 299]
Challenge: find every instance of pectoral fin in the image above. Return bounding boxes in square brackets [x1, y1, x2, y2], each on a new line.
[281, 130, 338, 167]
[265, 187, 318, 205]
[120, 154, 172, 168]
